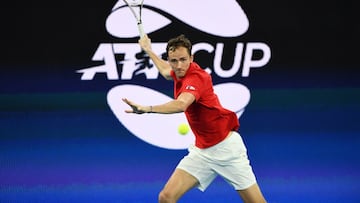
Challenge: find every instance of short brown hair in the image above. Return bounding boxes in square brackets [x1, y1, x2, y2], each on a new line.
[166, 34, 192, 56]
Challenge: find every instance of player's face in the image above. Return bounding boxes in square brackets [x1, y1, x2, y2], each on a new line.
[168, 47, 193, 79]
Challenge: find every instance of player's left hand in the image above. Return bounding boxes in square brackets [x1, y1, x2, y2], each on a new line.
[122, 98, 146, 114]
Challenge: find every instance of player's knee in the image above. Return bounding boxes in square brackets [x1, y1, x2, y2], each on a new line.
[158, 190, 176, 203]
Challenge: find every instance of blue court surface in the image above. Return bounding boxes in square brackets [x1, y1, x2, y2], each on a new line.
[1, 88, 359, 203]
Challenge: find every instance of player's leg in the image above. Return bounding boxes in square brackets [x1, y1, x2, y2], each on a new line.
[237, 183, 266, 203]
[158, 168, 198, 203]
[211, 131, 267, 202]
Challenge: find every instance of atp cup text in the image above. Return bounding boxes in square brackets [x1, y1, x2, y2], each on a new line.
[77, 42, 271, 80]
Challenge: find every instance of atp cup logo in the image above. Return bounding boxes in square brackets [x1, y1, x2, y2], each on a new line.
[77, 0, 271, 150]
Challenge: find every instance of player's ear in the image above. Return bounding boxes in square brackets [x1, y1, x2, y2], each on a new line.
[190, 55, 194, 62]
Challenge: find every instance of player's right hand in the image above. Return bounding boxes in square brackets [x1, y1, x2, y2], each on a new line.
[138, 34, 152, 53]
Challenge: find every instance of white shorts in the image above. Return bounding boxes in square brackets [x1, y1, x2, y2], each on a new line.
[176, 131, 257, 191]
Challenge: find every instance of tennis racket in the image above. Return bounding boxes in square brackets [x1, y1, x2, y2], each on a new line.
[123, 0, 145, 37]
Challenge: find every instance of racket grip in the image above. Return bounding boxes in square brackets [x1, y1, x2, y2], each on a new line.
[138, 23, 145, 38]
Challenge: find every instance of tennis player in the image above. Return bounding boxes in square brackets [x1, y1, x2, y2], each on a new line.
[122, 34, 266, 203]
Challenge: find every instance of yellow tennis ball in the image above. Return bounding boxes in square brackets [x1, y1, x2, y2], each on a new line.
[178, 123, 189, 135]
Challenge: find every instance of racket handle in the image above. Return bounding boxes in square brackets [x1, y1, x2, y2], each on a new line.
[138, 23, 145, 38]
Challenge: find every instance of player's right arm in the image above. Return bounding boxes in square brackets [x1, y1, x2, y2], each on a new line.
[139, 35, 172, 80]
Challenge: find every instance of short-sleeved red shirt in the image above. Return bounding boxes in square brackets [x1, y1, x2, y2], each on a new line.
[171, 62, 239, 148]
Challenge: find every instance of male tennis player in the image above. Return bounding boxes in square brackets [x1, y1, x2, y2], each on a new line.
[122, 34, 266, 203]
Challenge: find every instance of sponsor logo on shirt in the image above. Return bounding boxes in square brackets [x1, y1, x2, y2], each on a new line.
[185, 85, 196, 91]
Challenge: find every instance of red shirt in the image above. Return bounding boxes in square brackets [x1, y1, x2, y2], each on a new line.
[171, 62, 239, 148]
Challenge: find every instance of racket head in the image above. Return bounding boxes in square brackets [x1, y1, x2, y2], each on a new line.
[123, 0, 144, 7]
[122, 0, 145, 37]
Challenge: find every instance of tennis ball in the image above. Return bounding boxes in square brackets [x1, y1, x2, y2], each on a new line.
[178, 123, 189, 135]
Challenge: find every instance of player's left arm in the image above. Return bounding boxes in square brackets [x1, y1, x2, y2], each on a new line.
[122, 92, 195, 114]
